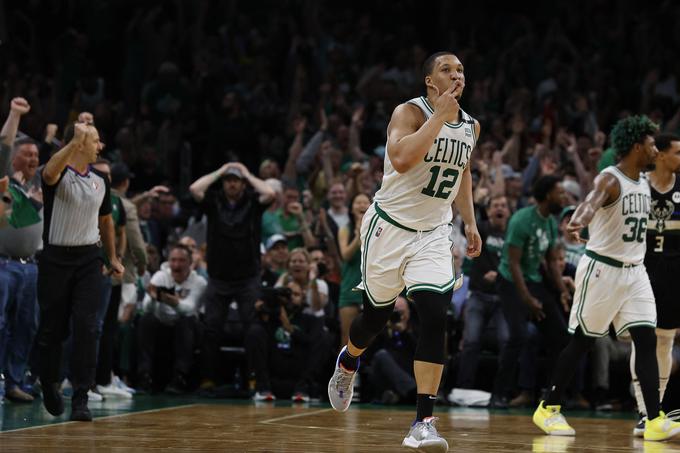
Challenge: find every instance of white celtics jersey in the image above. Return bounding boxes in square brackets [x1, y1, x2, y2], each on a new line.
[374, 96, 477, 231]
[586, 166, 651, 263]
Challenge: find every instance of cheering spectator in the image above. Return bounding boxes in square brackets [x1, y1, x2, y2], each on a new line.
[189, 161, 274, 390]
[455, 195, 510, 390]
[138, 244, 207, 394]
[275, 248, 329, 319]
[337, 193, 371, 346]
[0, 98, 42, 403]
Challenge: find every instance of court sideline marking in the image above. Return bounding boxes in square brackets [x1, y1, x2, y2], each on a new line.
[0, 403, 198, 434]
[259, 408, 333, 424]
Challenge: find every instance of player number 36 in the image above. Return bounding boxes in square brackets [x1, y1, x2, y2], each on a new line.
[621, 217, 647, 243]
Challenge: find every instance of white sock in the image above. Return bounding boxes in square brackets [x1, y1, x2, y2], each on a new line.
[657, 328, 675, 404]
[631, 328, 676, 417]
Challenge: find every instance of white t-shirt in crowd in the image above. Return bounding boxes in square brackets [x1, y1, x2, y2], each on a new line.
[143, 262, 207, 325]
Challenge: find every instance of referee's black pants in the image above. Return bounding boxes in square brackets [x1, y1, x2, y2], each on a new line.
[35, 244, 104, 392]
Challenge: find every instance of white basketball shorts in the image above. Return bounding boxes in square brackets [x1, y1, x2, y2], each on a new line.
[355, 203, 456, 307]
[568, 250, 656, 337]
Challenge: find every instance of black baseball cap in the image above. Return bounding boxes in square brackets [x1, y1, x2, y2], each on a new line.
[111, 162, 135, 186]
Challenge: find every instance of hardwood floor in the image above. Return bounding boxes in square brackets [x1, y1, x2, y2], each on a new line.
[2, 400, 680, 452]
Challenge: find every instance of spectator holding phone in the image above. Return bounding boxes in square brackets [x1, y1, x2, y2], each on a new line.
[137, 244, 207, 394]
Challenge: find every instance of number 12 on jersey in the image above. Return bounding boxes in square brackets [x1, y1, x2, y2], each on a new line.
[421, 165, 460, 200]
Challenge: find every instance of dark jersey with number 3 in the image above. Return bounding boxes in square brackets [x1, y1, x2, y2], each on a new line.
[646, 174, 680, 258]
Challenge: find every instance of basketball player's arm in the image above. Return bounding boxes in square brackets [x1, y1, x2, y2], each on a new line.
[42, 123, 89, 186]
[454, 121, 482, 257]
[386, 84, 459, 173]
[566, 173, 620, 242]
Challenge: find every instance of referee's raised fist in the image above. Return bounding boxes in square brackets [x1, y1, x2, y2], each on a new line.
[72, 122, 91, 143]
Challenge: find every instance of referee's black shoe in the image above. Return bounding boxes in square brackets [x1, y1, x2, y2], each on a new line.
[70, 389, 92, 422]
[41, 382, 64, 416]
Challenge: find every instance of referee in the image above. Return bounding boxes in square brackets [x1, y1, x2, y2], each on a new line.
[35, 122, 124, 421]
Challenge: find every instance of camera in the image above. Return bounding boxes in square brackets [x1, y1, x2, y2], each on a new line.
[156, 286, 176, 299]
[316, 262, 328, 278]
[260, 287, 293, 315]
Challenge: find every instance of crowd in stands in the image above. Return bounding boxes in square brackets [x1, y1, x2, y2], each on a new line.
[2, 0, 680, 411]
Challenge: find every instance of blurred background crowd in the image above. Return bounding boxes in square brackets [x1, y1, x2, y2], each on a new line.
[2, 0, 680, 411]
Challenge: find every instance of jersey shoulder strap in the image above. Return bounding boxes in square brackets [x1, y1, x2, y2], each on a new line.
[405, 97, 431, 119]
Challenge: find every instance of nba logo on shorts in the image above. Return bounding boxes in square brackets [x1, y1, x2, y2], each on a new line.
[595, 269, 601, 278]
[375, 227, 383, 237]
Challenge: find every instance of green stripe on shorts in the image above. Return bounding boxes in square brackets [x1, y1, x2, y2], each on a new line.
[361, 213, 396, 307]
[575, 260, 607, 337]
[615, 321, 656, 336]
[406, 277, 456, 297]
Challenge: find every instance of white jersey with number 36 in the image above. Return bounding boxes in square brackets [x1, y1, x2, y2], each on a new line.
[374, 96, 477, 231]
[586, 166, 651, 264]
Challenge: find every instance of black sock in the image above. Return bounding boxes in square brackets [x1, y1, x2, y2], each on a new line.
[416, 394, 437, 422]
[339, 349, 360, 371]
[545, 328, 594, 406]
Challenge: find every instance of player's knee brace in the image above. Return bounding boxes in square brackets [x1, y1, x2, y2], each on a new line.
[412, 290, 451, 364]
[348, 293, 395, 349]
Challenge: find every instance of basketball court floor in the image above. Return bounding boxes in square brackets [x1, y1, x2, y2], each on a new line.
[1, 396, 679, 452]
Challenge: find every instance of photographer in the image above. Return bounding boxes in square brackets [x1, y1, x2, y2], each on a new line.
[137, 244, 207, 394]
[245, 280, 323, 402]
[367, 296, 417, 405]
[275, 248, 329, 318]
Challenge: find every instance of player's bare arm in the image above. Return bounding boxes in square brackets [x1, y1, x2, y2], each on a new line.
[566, 172, 620, 243]
[386, 81, 463, 173]
[454, 119, 482, 257]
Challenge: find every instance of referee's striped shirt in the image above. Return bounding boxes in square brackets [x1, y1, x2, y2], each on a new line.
[41, 165, 112, 246]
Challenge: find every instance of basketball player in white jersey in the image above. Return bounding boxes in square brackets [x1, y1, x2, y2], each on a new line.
[532, 115, 680, 441]
[327, 51, 481, 452]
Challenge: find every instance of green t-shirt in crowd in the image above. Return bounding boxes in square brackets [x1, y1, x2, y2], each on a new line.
[498, 206, 558, 283]
[275, 209, 303, 250]
[597, 147, 617, 172]
[111, 193, 124, 226]
[261, 209, 283, 241]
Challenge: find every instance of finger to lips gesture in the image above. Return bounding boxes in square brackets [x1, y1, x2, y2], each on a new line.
[432, 82, 461, 117]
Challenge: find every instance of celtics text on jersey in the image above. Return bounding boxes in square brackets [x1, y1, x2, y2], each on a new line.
[585, 166, 651, 264]
[373, 96, 477, 232]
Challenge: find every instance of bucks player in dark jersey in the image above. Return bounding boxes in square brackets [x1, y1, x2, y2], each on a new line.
[631, 133, 680, 435]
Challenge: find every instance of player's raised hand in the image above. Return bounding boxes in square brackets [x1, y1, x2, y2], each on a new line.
[432, 81, 461, 119]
